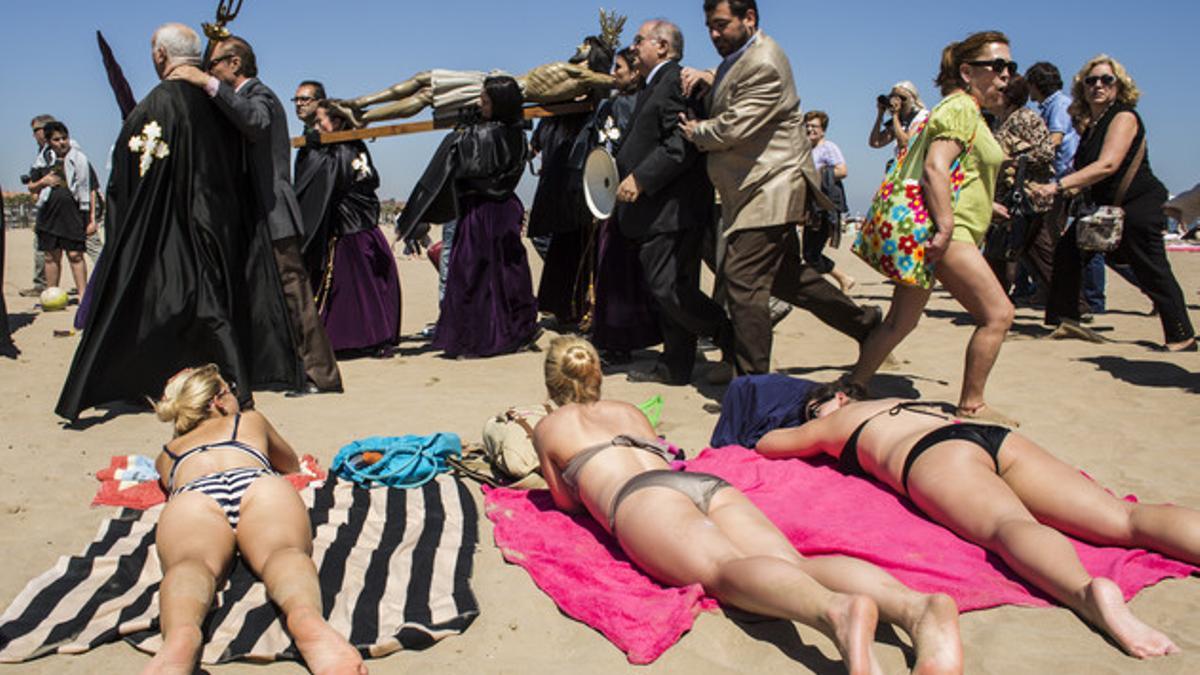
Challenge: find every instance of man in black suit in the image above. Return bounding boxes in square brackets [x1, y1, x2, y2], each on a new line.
[172, 37, 342, 394]
[615, 19, 733, 386]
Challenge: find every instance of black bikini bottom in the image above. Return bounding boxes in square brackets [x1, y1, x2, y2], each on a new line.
[902, 423, 1011, 491]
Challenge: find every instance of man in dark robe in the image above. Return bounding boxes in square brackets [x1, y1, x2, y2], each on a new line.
[527, 36, 614, 327]
[0, 190, 18, 359]
[56, 23, 303, 421]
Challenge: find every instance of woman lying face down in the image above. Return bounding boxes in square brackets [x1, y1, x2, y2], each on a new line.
[757, 380, 1200, 659]
[148, 365, 367, 675]
[532, 336, 964, 674]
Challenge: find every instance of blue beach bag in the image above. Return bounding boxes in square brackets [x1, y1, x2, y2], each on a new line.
[332, 433, 462, 489]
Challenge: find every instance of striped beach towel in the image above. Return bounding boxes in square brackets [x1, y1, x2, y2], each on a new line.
[0, 474, 479, 665]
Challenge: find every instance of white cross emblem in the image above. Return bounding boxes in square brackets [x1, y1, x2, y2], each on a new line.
[351, 152, 373, 180]
[597, 116, 621, 145]
[127, 121, 170, 177]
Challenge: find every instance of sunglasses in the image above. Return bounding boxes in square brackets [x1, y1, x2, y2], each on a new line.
[966, 58, 1018, 76]
[805, 394, 835, 421]
[209, 54, 235, 67]
[1084, 74, 1117, 87]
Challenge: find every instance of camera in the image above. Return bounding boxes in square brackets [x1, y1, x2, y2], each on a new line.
[877, 94, 890, 107]
[20, 165, 48, 185]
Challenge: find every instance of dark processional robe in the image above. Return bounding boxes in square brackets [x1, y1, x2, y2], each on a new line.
[396, 121, 537, 357]
[56, 81, 303, 420]
[295, 140, 401, 353]
[528, 112, 593, 325]
[0, 189, 15, 358]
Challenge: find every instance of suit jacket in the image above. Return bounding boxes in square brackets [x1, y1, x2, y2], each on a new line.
[212, 77, 303, 241]
[690, 33, 832, 234]
[615, 60, 713, 240]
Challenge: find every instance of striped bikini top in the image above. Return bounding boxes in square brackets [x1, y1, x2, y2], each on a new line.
[163, 413, 271, 492]
[559, 434, 677, 495]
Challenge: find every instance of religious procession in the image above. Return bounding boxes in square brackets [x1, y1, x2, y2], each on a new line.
[1, 1, 1199, 673]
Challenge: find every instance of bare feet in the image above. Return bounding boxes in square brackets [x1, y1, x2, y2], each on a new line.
[287, 607, 369, 675]
[956, 403, 1019, 428]
[823, 594, 883, 675]
[1081, 577, 1179, 659]
[328, 100, 366, 129]
[142, 626, 201, 675]
[907, 593, 963, 675]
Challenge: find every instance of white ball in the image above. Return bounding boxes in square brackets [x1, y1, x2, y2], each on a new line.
[40, 287, 69, 311]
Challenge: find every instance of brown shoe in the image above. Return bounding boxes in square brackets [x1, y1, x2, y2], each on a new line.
[18, 286, 45, 297]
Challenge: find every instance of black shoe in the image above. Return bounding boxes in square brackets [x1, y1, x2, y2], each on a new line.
[285, 382, 322, 398]
[627, 364, 689, 386]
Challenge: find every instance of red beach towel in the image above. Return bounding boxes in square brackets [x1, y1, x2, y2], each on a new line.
[91, 455, 327, 509]
[485, 446, 1198, 663]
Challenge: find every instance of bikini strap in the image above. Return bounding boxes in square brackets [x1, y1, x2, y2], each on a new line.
[162, 444, 180, 461]
[231, 413, 242, 440]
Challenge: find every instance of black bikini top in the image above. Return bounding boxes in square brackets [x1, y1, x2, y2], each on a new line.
[839, 402, 947, 476]
[163, 413, 271, 491]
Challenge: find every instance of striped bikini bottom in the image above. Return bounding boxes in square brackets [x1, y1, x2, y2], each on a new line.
[173, 467, 275, 530]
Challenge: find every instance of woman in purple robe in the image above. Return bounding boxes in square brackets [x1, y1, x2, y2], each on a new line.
[295, 102, 401, 356]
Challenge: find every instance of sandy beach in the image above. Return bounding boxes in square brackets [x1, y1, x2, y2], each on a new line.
[1, 225, 1197, 674]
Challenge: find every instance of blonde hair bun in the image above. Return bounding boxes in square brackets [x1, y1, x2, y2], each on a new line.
[545, 337, 603, 405]
[153, 364, 224, 436]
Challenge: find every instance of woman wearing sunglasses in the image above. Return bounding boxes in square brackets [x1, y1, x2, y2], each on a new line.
[1031, 56, 1195, 352]
[758, 379, 1200, 659]
[148, 365, 365, 674]
[851, 31, 1019, 425]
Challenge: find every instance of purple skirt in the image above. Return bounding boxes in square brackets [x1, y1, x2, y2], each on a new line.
[433, 196, 537, 357]
[592, 218, 661, 352]
[317, 227, 402, 352]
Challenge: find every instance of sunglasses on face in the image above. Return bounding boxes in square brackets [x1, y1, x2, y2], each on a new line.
[966, 58, 1018, 76]
[1084, 74, 1117, 87]
[291, 96, 316, 103]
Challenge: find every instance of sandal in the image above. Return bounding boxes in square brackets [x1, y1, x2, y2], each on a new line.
[1046, 320, 1106, 344]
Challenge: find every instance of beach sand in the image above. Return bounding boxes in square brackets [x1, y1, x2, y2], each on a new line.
[1, 226, 1197, 674]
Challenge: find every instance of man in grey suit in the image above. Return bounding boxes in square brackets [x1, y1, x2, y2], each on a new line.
[173, 37, 342, 393]
[680, 0, 880, 376]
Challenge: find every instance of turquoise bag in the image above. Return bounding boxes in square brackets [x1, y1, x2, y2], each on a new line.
[332, 433, 462, 489]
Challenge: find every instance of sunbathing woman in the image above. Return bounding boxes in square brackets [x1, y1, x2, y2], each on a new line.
[757, 381, 1200, 659]
[532, 337, 963, 675]
[148, 365, 366, 675]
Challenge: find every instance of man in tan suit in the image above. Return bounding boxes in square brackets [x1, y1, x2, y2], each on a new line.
[681, 0, 880, 375]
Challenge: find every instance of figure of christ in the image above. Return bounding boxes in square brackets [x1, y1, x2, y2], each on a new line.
[335, 40, 616, 127]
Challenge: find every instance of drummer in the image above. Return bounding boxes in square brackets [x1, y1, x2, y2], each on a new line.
[677, 4, 880, 377]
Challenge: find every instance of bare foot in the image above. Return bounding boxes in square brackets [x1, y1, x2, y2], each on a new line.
[956, 403, 1019, 428]
[823, 594, 882, 675]
[328, 100, 366, 129]
[287, 607, 369, 675]
[142, 627, 201, 675]
[1081, 578, 1179, 659]
[907, 593, 963, 675]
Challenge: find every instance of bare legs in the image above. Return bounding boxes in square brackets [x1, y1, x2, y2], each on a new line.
[338, 71, 435, 126]
[850, 282, 929, 387]
[41, 249, 88, 296]
[144, 478, 366, 675]
[615, 487, 963, 674]
[906, 437, 1187, 658]
[851, 241, 1014, 422]
[144, 492, 235, 675]
[933, 242, 1014, 420]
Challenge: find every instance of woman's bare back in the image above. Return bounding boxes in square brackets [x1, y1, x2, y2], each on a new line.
[157, 412, 273, 490]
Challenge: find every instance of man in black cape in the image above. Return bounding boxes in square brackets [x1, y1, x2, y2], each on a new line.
[56, 23, 303, 421]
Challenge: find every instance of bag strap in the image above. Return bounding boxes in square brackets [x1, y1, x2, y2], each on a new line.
[505, 409, 539, 440]
[1112, 136, 1147, 206]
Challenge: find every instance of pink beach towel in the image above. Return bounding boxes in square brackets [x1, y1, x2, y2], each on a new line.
[485, 446, 1197, 663]
[92, 454, 327, 509]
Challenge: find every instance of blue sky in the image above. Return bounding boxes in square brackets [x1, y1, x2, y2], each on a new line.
[1, 0, 1197, 213]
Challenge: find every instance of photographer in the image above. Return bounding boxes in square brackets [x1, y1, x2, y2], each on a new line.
[983, 75, 1055, 292]
[867, 81, 928, 163]
[33, 121, 93, 302]
[18, 115, 57, 297]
